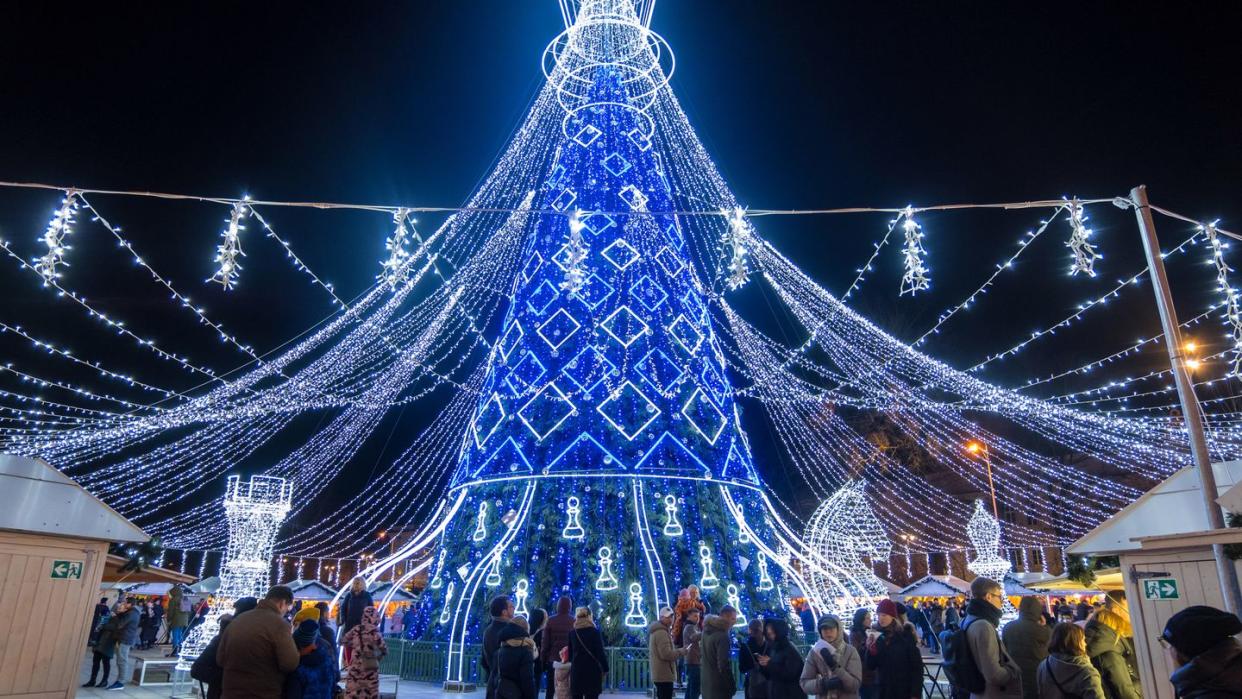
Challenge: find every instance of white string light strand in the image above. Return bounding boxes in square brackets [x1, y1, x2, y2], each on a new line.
[898, 206, 929, 295]
[34, 191, 81, 284]
[209, 201, 249, 290]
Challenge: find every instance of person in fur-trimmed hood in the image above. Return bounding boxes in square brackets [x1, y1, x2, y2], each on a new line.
[700, 608, 740, 699]
[492, 617, 538, 699]
[801, 615, 862, 699]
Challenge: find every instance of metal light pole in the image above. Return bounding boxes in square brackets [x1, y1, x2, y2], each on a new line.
[1131, 184, 1242, 614]
[967, 441, 1000, 518]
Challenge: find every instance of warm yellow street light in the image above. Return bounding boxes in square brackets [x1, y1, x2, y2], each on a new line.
[964, 440, 999, 518]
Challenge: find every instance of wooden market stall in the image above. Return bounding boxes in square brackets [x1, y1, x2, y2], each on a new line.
[898, 574, 970, 602]
[0, 453, 148, 699]
[284, 578, 339, 602]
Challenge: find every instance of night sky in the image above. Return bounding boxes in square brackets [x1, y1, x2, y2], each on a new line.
[2, 2, 1240, 532]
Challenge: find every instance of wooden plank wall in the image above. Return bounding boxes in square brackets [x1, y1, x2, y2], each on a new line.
[0, 532, 107, 699]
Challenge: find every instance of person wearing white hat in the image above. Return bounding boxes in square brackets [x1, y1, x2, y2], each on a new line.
[650, 606, 690, 699]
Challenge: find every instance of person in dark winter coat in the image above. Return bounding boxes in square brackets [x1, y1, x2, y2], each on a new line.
[700, 607, 739, 699]
[683, 608, 704, 699]
[541, 596, 576, 699]
[492, 617, 538, 699]
[217, 587, 300, 699]
[109, 598, 141, 689]
[1160, 605, 1242, 699]
[739, 618, 768, 699]
[567, 607, 609, 699]
[338, 578, 374, 665]
[849, 609, 877, 699]
[1002, 597, 1052, 699]
[962, 578, 1021, 699]
[90, 597, 110, 646]
[1083, 610, 1140, 699]
[192, 598, 258, 699]
[757, 618, 806, 699]
[285, 620, 339, 699]
[483, 596, 517, 699]
[864, 600, 921, 699]
[84, 609, 120, 687]
[527, 608, 548, 699]
[1037, 623, 1105, 699]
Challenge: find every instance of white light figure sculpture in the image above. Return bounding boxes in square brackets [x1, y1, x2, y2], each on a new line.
[430, 549, 446, 589]
[624, 582, 648, 628]
[485, 555, 502, 587]
[472, 501, 489, 542]
[803, 480, 892, 601]
[662, 495, 683, 536]
[514, 579, 530, 618]
[698, 543, 719, 590]
[439, 582, 455, 624]
[757, 552, 775, 591]
[966, 499, 1017, 617]
[562, 496, 585, 539]
[726, 584, 746, 626]
[595, 546, 619, 590]
[177, 475, 292, 670]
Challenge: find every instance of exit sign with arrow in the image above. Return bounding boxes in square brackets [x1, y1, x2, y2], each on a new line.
[1142, 577, 1180, 600]
[49, 559, 83, 580]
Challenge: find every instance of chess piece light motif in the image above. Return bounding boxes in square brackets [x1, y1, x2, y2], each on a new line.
[662, 494, 683, 536]
[439, 582, 455, 624]
[624, 582, 648, 628]
[966, 499, 1017, 616]
[177, 476, 292, 670]
[757, 552, 775, 591]
[472, 501, 490, 542]
[514, 579, 530, 618]
[430, 549, 446, 589]
[562, 496, 585, 540]
[485, 555, 503, 587]
[595, 546, 619, 590]
[803, 480, 892, 600]
[699, 543, 720, 590]
[726, 584, 747, 626]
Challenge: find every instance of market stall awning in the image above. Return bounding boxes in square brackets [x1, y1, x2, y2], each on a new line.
[1024, 568, 1119, 593]
[1003, 575, 1042, 596]
[369, 581, 416, 602]
[284, 578, 339, 601]
[190, 576, 221, 594]
[101, 554, 195, 585]
[899, 575, 970, 598]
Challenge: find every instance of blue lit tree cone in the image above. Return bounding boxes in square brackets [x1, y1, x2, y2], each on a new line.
[366, 1, 867, 679]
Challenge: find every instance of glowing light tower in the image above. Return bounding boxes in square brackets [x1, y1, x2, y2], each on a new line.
[965, 499, 1016, 617]
[177, 475, 292, 670]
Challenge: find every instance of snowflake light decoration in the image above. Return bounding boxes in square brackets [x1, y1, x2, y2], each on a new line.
[560, 210, 590, 297]
[721, 207, 752, 290]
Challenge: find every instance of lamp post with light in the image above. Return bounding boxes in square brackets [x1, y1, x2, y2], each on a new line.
[965, 440, 999, 519]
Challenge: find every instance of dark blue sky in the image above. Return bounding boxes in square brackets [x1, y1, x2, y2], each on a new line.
[1, 2, 1239, 529]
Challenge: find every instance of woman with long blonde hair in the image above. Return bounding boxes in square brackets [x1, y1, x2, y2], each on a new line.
[1083, 608, 1140, 699]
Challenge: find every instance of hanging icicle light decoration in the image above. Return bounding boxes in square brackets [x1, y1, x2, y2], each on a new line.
[899, 206, 930, 295]
[560, 209, 590, 297]
[34, 191, 80, 284]
[722, 207, 752, 290]
[209, 200, 249, 290]
[1066, 198, 1099, 276]
[379, 207, 420, 287]
[1202, 220, 1242, 376]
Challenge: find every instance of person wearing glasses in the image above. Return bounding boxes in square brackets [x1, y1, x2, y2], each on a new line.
[962, 578, 1022, 699]
[1158, 605, 1242, 699]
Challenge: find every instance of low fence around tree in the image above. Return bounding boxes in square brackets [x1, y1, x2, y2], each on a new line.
[378, 640, 746, 691]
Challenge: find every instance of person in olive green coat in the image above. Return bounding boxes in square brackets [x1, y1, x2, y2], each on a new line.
[701, 608, 740, 699]
[1002, 597, 1052, 699]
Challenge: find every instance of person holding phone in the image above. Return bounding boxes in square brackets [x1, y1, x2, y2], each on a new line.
[738, 619, 768, 699]
[650, 607, 690, 699]
[757, 618, 806, 699]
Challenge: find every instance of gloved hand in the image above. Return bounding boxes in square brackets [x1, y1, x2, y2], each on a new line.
[819, 648, 838, 669]
[824, 678, 843, 691]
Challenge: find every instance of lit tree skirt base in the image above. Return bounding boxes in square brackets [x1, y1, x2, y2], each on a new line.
[407, 476, 791, 646]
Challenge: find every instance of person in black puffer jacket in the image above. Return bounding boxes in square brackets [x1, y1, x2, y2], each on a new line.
[864, 600, 922, 699]
[492, 617, 538, 699]
[1161, 605, 1242, 699]
[1083, 610, 1140, 699]
[757, 618, 806, 699]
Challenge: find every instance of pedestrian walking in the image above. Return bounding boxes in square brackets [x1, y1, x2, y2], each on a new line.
[1159, 604, 1242, 699]
[864, 599, 921, 699]
[216, 586, 300, 699]
[800, 614, 861, 699]
[285, 619, 339, 699]
[483, 595, 517, 699]
[343, 606, 388, 699]
[568, 607, 608, 699]
[650, 606, 690, 699]
[962, 578, 1022, 699]
[739, 618, 768, 699]
[493, 616, 538, 699]
[1036, 623, 1105, 699]
[541, 597, 575, 699]
[84, 609, 119, 688]
[683, 608, 704, 699]
[757, 617, 805, 699]
[700, 606, 739, 699]
[849, 609, 877, 699]
[192, 598, 257, 699]
[1002, 597, 1052, 699]
[107, 597, 141, 690]
[1083, 609, 1140, 699]
[338, 578, 374, 664]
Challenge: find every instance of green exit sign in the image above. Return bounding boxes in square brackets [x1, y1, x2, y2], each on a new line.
[50, 560, 83, 580]
[1142, 577, 1179, 600]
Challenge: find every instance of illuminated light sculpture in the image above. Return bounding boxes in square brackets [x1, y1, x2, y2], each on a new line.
[595, 546, 619, 590]
[472, 501, 489, 542]
[1066, 198, 1100, 277]
[430, 549, 446, 589]
[757, 552, 774, 591]
[1202, 221, 1242, 376]
[34, 191, 80, 284]
[209, 200, 249, 290]
[662, 494, 683, 536]
[726, 583, 746, 625]
[439, 582, 455, 624]
[380, 208, 420, 288]
[698, 543, 720, 590]
[721, 207, 752, 290]
[177, 475, 291, 670]
[514, 579, 530, 618]
[899, 206, 930, 295]
[623, 582, 648, 628]
[803, 480, 892, 601]
[965, 500, 1016, 616]
[561, 210, 591, 297]
[561, 496, 585, 539]
[485, 555, 503, 587]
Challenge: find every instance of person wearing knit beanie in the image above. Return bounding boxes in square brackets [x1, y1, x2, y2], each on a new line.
[293, 606, 321, 626]
[293, 619, 320, 649]
[1161, 604, 1242, 697]
[875, 599, 899, 621]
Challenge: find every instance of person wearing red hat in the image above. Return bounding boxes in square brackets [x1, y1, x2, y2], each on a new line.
[864, 599, 922, 699]
[1159, 604, 1242, 699]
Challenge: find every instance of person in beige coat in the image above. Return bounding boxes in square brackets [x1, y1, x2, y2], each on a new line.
[963, 578, 1022, 699]
[650, 607, 690, 699]
[800, 615, 862, 699]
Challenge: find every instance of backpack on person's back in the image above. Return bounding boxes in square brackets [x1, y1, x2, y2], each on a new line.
[942, 618, 986, 696]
